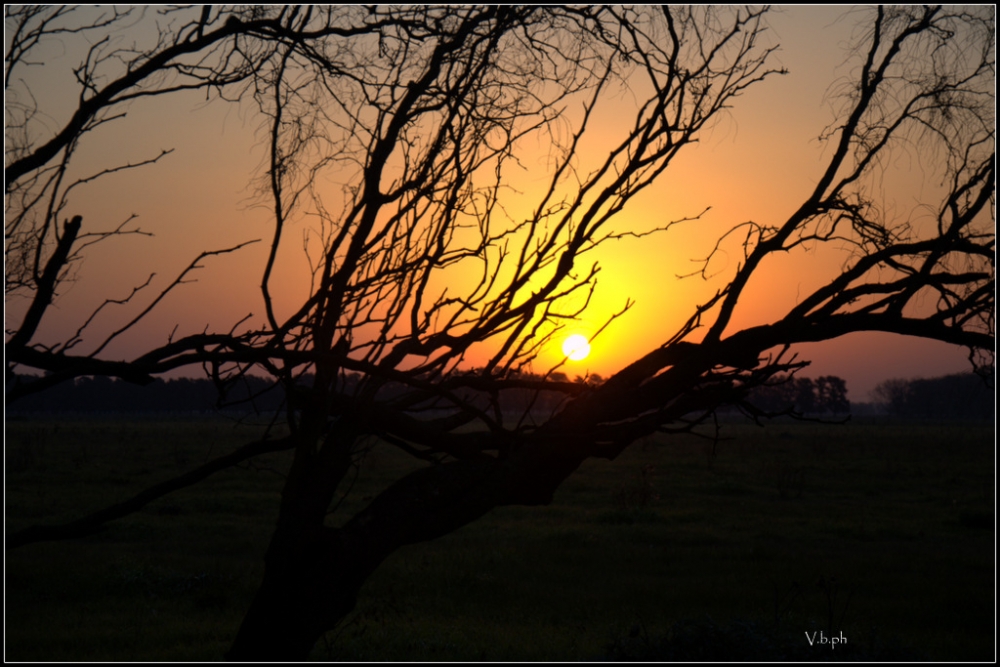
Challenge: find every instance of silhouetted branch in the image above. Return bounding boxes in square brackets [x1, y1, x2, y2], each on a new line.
[5, 215, 81, 351]
[87, 240, 261, 358]
[4, 7, 994, 659]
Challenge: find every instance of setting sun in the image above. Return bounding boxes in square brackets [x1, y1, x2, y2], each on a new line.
[562, 334, 591, 361]
[4, 6, 993, 661]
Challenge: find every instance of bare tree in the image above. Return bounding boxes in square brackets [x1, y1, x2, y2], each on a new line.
[5, 5, 994, 660]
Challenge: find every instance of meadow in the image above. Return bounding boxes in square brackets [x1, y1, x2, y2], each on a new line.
[5, 415, 995, 661]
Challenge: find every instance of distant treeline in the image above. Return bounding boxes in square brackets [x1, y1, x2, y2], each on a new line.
[4, 372, 578, 415]
[3, 371, 846, 416]
[743, 375, 850, 415]
[873, 372, 994, 420]
[6, 371, 992, 420]
[6, 375, 286, 414]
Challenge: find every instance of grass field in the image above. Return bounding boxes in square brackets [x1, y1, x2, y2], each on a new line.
[5, 416, 995, 661]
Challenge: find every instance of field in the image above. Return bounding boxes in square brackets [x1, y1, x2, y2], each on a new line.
[5, 416, 995, 661]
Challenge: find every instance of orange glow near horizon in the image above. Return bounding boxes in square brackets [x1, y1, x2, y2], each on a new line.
[10, 7, 986, 402]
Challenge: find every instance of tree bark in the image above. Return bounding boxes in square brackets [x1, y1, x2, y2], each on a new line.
[225, 527, 364, 661]
[223, 352, 710, 660]
[224, 458, 502, 661]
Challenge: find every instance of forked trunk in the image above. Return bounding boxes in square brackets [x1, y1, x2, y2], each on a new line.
[225, 457, 507, 660]
[226, 409, 612, 660]
[225, 526, 372, 661]
[225, 418, 365, 661]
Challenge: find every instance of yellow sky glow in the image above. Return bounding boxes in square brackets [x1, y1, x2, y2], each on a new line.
[11, 7, 981, 400]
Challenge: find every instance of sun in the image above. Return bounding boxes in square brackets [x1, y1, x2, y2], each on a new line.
[562, 334, 591, 361]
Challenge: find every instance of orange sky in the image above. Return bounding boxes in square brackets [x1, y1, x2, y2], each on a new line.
[8, 7, 980, 400]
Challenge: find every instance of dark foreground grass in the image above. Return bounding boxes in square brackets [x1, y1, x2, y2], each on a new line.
[5, 416, 995, 661]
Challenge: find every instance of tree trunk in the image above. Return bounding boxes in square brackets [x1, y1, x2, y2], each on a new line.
[224, 353, 718, 660]
[225, 526, 371, 661]
[225, 458, 505, 660]
[226, 415, 363, 661]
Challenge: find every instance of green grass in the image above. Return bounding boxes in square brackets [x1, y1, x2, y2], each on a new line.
[5, 416, 995, 661]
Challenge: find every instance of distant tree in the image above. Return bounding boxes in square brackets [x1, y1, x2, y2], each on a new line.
[741, 375, 796, 414]
[815, 376, 850, 414]
[742, 373, 850, 415]
[792, 377, 818, 415]
[5, 6, 994, 660]
[873, 378, 912, 416]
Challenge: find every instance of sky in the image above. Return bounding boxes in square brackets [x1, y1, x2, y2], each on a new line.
[7, 6, 984, 401]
